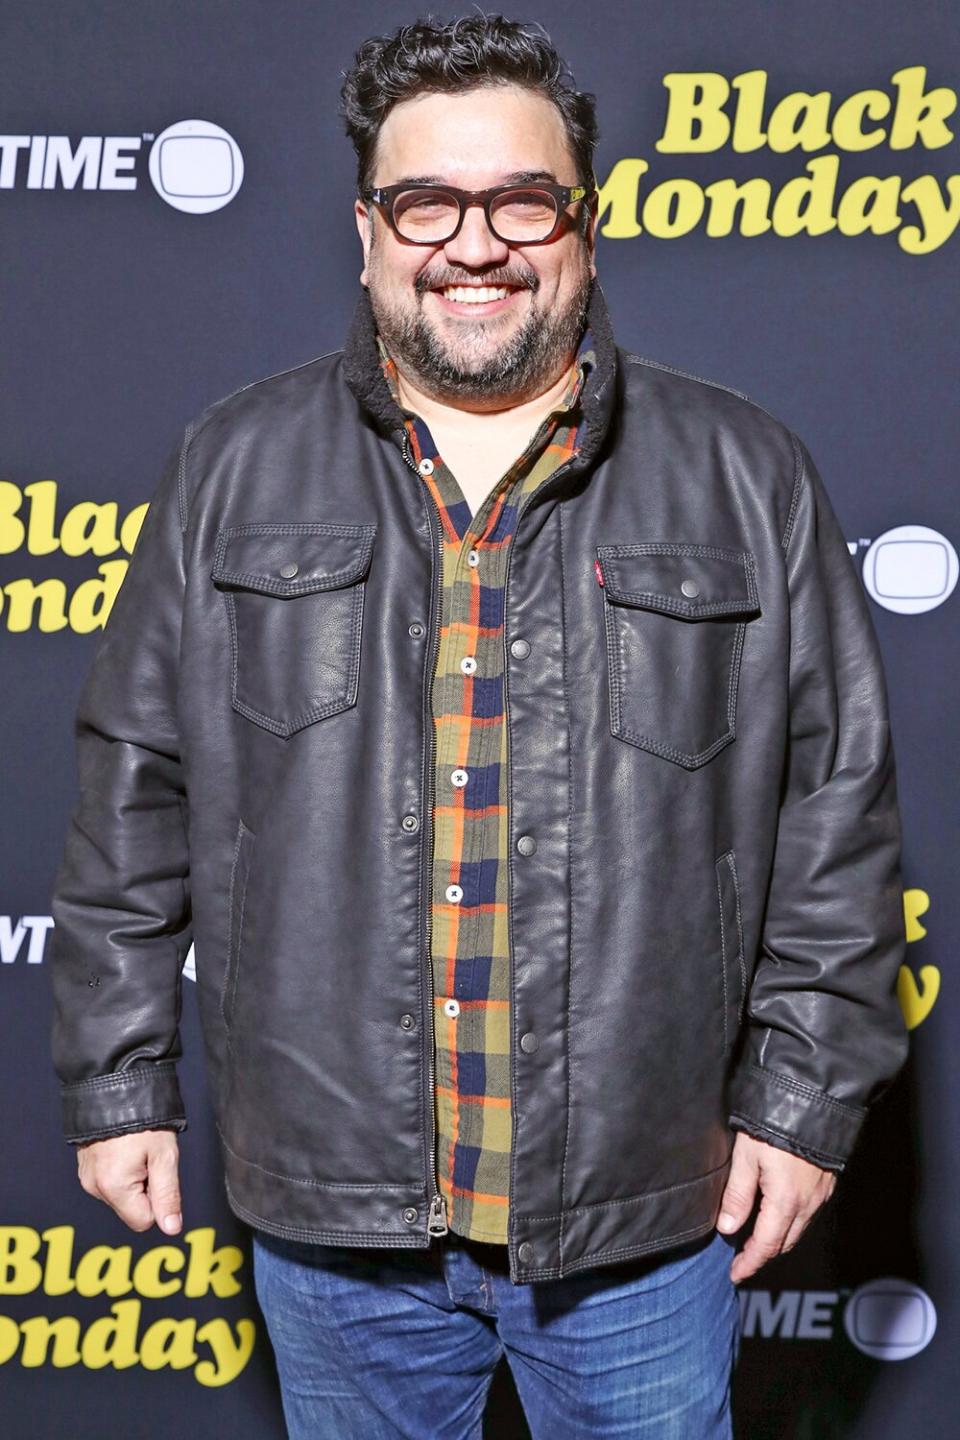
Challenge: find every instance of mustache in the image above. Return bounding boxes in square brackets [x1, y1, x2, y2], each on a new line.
[415, 270, 539, 294]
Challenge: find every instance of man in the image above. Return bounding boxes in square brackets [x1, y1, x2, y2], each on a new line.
[49, 14, 909, 1437]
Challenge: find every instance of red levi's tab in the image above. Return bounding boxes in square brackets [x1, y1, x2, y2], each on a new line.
[594, 557, 605, 587]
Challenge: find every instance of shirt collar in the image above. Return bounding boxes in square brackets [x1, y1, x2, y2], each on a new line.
[343, 276, 620, 482]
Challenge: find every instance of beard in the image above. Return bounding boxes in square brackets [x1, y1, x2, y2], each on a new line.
[365, 246, 593, 407]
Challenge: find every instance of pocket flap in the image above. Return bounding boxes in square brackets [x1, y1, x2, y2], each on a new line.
[596, 542, 760, 619]
[211, 522, 377, 597]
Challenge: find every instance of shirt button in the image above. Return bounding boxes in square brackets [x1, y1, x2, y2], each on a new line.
[516, 834, 537, 856]
[510, 638, 530, 659]
[460, 655, 477, 675]
[451, 768, 469, 788]
[681, 578, 700, 597]
[520, 1032, 539, 1053]
[445, 883, 463, 903]
[467, 549, 480, 567]
[443, 998, 461, 1018]
[279, 561, 299, 579]
[418, 457, 435, 476]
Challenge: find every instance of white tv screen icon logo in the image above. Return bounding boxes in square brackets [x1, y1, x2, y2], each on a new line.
[857, 524, 958, 615]
[148, 119, 244, 213]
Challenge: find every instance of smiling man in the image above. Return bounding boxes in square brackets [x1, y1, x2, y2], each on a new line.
[356, 81, 597, 513]
[50, 13, 909, 1440]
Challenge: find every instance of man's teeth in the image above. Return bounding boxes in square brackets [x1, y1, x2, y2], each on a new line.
[441, 285, 515, 304]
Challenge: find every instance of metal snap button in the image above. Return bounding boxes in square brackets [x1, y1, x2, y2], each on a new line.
[518, 1241, 534, 1263]
[400, 1013, 416, 1030]
[681, 578, 700, 597]
[520, 1032, 539, 1053]
[401, 813, 419, 832]
[510, 638, 531, 659]
[516, 834, 537, 856]
[409, 622, 425, 638]
[279, 561, 299, 579]
[402, 1207, 419, 1224]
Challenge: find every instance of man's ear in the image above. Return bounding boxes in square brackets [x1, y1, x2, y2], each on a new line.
[585, 190, 599, 279]
[354, 198, 372, 287]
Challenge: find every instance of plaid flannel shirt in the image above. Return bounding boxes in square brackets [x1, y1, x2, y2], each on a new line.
[377, 327, 596, 1241]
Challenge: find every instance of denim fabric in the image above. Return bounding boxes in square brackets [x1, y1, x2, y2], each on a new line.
[252, 1226, 741, 1438]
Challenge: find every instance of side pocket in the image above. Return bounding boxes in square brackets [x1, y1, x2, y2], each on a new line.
[715, 849, 746, 1054]
[221, 818, 255, 1040]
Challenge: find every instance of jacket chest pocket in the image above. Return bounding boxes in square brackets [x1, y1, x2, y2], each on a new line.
[597, 541, 761, 769]
[211, 521, 377, 737]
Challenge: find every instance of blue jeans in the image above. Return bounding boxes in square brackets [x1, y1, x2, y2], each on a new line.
[251, 1224, 741, 1438]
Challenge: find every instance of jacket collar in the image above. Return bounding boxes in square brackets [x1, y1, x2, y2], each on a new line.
[342, 275, 620, 473]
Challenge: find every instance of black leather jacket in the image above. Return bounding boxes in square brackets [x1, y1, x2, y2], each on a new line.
[49, 278, 909, 1285]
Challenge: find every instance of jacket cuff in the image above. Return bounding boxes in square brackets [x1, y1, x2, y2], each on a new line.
[61, 1060, 187, 1145]
[727, 1062, 867, 1171]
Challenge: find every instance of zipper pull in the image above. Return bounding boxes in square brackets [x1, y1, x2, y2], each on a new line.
[427, 1193, 449, 1236]
[594, 558, 605, 587]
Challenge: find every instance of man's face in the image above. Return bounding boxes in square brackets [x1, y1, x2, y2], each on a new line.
[354, 84, 597, 408]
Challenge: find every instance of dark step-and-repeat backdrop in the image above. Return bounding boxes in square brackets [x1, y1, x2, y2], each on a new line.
[1, 4, 955, 1436]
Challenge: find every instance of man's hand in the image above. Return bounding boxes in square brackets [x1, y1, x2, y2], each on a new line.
[716, 1130, 837, 1283]
[76, 1129, 183, 1236]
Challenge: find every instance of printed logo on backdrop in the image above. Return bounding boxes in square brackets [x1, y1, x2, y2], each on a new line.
[0, 119, 243, 213]
[0, 1225, 256, 1382]
[740, 1278, 937, 1358]
[848, 525, 959, 613]
[598, 64, 958, 253]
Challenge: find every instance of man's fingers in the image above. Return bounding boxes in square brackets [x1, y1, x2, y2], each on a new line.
[716, 1137, 760, 1233]
[782, 1192, 831, 1253]
[729, 1191, 796, 1282]
[147, 1143, 183, 1235]
[97, 1168, 156, 1233]
[73, 1129, 182, 1235]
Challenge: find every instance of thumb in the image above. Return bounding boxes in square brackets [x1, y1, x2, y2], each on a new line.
[146, 1141, 183, 1236]
[717, 1135, 760, 1234]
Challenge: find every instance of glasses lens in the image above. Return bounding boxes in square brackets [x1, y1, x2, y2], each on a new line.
[392, 189, 461, 241]
[489, 188, 559, 242]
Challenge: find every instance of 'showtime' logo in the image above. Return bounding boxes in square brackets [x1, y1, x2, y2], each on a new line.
[741, 1279, 937, 1359]
[0, 119, 243, 213]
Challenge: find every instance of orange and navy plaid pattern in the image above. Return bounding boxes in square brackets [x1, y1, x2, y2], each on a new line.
[378, 327, 596, 1241]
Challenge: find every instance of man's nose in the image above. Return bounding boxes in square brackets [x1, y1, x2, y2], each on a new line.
[441, 201, 510, 268]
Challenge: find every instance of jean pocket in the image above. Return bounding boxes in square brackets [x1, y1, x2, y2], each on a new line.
[598, 541, 761, 769]
[211, 520, 377, 737]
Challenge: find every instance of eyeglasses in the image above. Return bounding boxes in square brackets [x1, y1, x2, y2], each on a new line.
[360, 181, 595, 246]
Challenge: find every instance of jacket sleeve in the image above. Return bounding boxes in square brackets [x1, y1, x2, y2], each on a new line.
[49, 425, 195, 1146]
[726, 431, 910, 1171]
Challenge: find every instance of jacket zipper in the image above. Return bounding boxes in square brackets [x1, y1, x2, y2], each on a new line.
[400, 430, 448, 1239]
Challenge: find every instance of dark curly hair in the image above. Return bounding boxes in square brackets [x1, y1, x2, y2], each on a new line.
[339, 13, 599, 235]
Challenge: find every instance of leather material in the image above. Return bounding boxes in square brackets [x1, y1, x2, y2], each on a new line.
[49, 278, 910, 1284]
